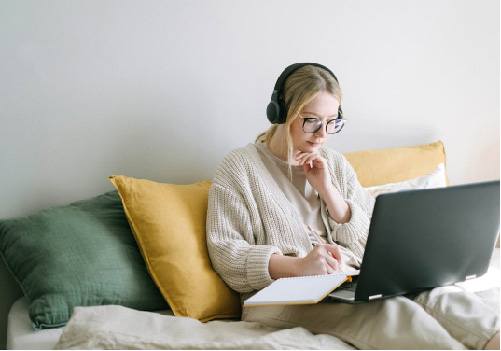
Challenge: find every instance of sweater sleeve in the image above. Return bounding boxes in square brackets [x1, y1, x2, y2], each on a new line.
[326, 154, 375, 260]
[206, 181, 282, 293]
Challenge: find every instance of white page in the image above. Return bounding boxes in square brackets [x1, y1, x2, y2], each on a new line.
[244, 273, 348, 306]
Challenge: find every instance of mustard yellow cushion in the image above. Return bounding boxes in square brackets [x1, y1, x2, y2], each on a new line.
[344, 141, 448, 188]
[109, 175, 241, 322]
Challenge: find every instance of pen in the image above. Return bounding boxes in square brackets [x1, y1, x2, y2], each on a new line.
[307, 225, 345, 275]
[307, 225, 326, 245]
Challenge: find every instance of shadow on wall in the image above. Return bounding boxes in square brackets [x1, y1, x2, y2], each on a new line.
[105, 112, 220, 185]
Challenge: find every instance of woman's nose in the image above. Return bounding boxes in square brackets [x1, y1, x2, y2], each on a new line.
[314, 123, 328, 137]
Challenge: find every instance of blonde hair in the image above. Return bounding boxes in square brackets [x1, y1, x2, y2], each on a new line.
[256, 65, 342, 163]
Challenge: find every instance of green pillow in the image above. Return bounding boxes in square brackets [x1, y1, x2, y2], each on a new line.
[0, 191, 168, 330]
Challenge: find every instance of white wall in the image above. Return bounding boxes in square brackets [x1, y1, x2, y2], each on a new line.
[1, 0, 499, 219]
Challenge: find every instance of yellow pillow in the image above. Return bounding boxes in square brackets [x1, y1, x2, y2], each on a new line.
[344, 141, 448, 188]
[109, 175, 241, 322]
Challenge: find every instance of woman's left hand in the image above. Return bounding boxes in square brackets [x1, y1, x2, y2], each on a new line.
[296, 151, 352, 224]
[296, 151, 333, 195]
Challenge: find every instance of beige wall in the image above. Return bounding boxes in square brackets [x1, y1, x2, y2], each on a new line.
[0, 0, 499, 220]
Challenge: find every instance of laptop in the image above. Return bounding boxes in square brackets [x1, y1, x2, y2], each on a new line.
[328, 180, 500, 303]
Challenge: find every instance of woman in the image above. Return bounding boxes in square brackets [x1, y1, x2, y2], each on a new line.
[206, 63, 499, 349]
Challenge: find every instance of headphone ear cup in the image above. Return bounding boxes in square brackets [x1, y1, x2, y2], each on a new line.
[266, 100, 280, 124]
[267, 90, 286, 124]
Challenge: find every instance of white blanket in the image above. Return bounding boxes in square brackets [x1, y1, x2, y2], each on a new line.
[55, 304, 355, 350]
[55, 250, 499, 350]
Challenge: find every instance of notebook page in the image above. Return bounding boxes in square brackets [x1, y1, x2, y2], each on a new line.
[244, 273, 348, 306]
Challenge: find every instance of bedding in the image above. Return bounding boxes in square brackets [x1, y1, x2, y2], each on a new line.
[7, 298, 63, 350]
[54, 304, 356, 350]
[7, 248, 495, 350]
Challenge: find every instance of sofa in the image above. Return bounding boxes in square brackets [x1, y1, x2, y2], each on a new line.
[0, 141, 499, 349]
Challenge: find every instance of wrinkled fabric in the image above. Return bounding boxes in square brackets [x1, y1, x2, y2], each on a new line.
[243, 287, 499, 350]
[55, 304, 354, 350]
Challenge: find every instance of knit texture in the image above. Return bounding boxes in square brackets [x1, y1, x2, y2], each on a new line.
[206, 143, 375, 296]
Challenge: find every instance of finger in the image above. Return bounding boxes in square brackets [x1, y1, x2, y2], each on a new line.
[335, 248, 343, 267]
[309, 156, 327, 168]
[304, 157, 327, 170]
[302, 154, 318, 165]
[321, 248, 338, 267]
[326, 245, 343, 266]
[296, 151, 317, 159]
[325, 244, 341, 259]
[325, 263, 335, 274]
[299, 154, 318, 166]
[295, 152, 311, 162]
[325, 255, 340, 272]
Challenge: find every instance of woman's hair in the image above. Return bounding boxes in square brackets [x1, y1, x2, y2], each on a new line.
[256, 65, 342, 162]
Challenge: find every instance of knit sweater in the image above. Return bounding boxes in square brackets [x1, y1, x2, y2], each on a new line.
[206, 143, 375, 296]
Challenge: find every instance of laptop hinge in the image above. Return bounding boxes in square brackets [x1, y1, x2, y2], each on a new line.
[466, 274, 477, 280]
[368, 294, 383, 300]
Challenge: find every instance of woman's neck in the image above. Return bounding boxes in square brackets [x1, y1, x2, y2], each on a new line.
[267, 128, 299, 166]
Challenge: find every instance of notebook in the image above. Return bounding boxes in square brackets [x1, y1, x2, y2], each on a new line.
[244, 180, 500, 306]
[244, 271, 360, 306]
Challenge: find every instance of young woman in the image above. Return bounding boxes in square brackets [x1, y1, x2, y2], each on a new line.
[206, 63, 499, 349]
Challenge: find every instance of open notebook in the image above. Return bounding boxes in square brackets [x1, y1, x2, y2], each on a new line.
[244, 271, 359, 306]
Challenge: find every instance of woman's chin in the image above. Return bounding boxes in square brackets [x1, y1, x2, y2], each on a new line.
[294, 142, 322, 154]
[306, 141, 322, 149]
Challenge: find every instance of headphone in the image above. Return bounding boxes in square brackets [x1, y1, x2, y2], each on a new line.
[266, 63, 343, 125]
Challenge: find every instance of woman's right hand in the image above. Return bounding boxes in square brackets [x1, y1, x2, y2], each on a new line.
[269, 244, 343, 279]
[296, 244, 342, 275]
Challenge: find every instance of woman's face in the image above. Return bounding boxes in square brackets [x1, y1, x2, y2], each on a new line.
[290, 91, 340, 154]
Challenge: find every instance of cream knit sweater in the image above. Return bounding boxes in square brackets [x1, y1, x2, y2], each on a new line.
[206, 143, 375, 295]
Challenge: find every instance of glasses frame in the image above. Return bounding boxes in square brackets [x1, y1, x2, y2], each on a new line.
[298, 115, 347, 134]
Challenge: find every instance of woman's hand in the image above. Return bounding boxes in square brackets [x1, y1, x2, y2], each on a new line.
[296, 151, 333, 194]
[297, 244, 343, 275]
[296, 150, 352, 224]
[268, 244, 343, 279]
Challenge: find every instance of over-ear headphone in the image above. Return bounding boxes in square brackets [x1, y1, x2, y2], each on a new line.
[266, 63, 343, 124]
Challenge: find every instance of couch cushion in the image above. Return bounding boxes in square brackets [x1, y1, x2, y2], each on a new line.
[0, 191, 168, 330]
[344, 141, 448, 188]
[109, 175, 241, 322]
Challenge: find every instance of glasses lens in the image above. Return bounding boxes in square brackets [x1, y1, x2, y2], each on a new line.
[326, 119, 345, 134]
[302, 118, 322, 133]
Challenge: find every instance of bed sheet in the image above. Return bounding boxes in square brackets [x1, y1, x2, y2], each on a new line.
[8, 249, 500, 350]
[7, 298, 175, 350]
[7, 298, 62, 350]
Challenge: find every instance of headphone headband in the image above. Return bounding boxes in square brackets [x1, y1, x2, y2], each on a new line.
[273, 63, 339, 92]
[266, 63, 342, 125]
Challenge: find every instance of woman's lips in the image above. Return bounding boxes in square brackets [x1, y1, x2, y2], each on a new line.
[308, 141, 322, 147]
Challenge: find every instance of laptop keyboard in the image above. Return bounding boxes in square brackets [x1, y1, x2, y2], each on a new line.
[339, 279, 357, 292]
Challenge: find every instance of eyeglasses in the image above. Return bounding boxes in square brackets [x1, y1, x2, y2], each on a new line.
[299, 115, 347, 134]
